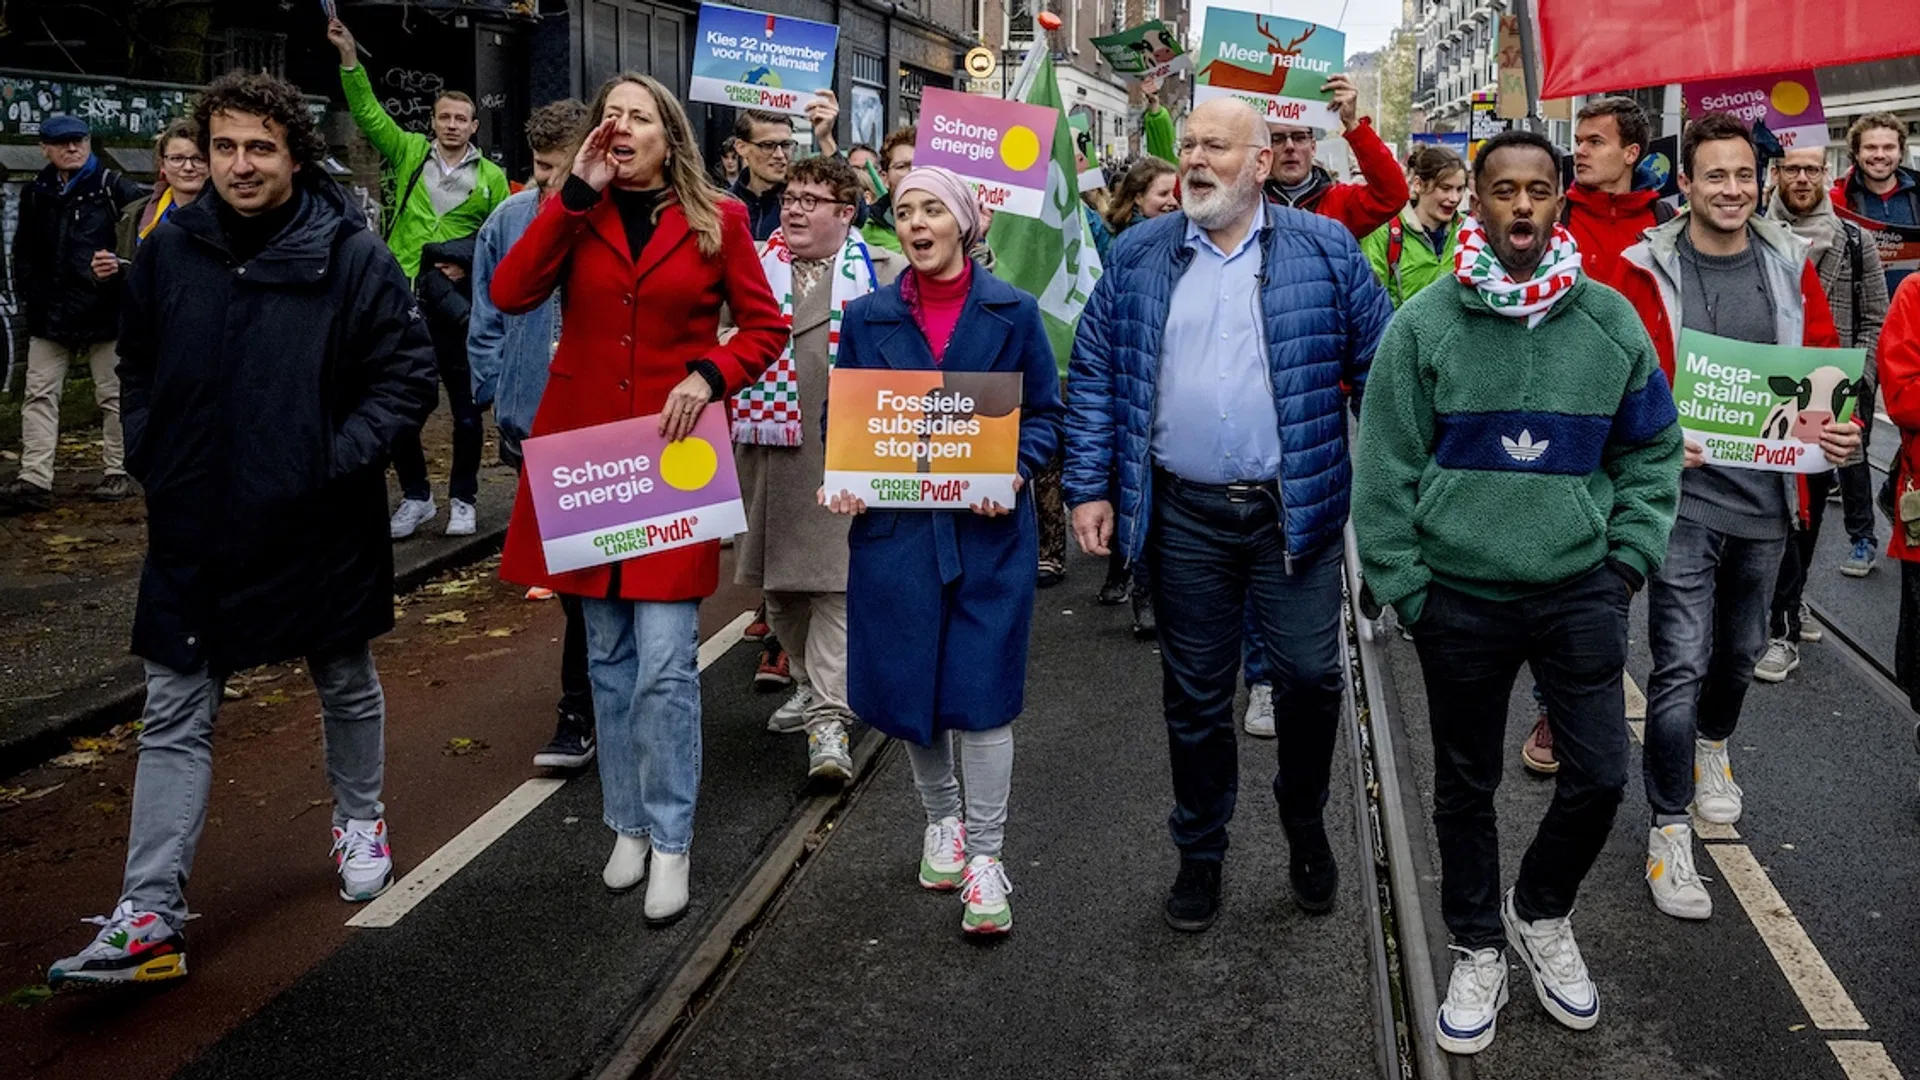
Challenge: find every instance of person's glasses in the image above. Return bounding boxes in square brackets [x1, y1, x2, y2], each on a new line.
[1178, 138, 1264, 158]
[164, 154, 208, 170]
[748, 138, 798, 156]
[779, 193, 848, 213]
[1269, 130, 1316, 147]
[1774, 164, 1825, 179]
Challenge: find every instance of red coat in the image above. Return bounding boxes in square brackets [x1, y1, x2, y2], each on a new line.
[490, 192, 785, 600]
[1563, 185, 1665, 294]
[1613, 252, 1838, 386]
[1879, 275, 1920, 561]
[1269, 118, 1409, 240]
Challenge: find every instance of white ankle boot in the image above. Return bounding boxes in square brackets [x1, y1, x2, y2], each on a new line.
[603, 835, 648, 892]
[644, 846, 690, 924]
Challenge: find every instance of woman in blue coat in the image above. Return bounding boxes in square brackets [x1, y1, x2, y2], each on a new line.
[823, 166, 1063, 937]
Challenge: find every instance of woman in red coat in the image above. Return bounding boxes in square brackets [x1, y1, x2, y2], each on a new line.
[490, 73, 784, 923]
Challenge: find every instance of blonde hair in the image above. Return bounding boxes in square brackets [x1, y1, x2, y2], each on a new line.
[588, 73, 725, 257]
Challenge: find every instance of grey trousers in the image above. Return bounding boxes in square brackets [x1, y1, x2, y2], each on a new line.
[762, 590, 855, 729]
[904, 726, 1014, 857]
[120, 644, 387, 930]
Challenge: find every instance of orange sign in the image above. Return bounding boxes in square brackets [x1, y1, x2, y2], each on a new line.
[823, 369, 1023, 509]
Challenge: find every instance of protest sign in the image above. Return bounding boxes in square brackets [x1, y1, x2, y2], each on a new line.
[914, 87, 1058, 217]
[1836, 205, 1920, 293]
[1682, 70, 1828, 150]
[824, 370, 1024, 510]
[521, 406, 746, 573]
[1671, 329, 1866, 475]
[1496, 14, 1528, 120]
[1468, 92, 1510, 161]
[1194, 10, 1345, 132]
[689, 3, 838, 117]
[1092, 20, 1191, 84]
[1411, 132, 1469, 157]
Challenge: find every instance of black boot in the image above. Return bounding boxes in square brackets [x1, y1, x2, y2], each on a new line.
[1131, 587, 1157, 641]
[1287, 821, 1339, 914]
[1165, 858, 1222, 932]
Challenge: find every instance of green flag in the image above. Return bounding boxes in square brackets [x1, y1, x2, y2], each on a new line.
[986, 53, 1102, 374]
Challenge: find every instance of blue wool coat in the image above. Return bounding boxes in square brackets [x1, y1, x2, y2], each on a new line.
[835, 265, 1065, 743]
[1064, 204, 1393, 566]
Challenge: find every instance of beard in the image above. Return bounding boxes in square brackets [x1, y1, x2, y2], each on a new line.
[1182, 163, 1263, 230]
[1488, 217, 1547, 279]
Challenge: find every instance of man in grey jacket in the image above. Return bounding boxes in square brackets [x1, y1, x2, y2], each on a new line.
[1757, 146, 1890, 682]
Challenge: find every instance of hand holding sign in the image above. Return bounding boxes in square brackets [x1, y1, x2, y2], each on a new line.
[1819, 420, 1862, 467]
[1323, 73, 1359, 133]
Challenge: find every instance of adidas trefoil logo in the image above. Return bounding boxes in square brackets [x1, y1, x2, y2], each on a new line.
[1501, 430, 1550, 463]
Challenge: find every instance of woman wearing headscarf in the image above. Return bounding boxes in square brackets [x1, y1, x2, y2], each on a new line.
[823, 166, 1064, 937]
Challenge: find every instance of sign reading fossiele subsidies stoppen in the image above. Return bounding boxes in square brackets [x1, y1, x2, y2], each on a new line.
[824, 369, 1024, 510]
[521, 405, 746, 573]
[689, 3, 838, 118]
[1671, 329, 1866, 475]
[914, 88, 1059, 218]
[1194, 10, 1345, 132]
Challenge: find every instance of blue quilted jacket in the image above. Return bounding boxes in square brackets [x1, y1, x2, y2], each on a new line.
[1064, 204, 1393, 565]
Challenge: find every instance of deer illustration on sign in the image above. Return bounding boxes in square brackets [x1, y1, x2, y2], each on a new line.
[1198, 17, 1317, 96]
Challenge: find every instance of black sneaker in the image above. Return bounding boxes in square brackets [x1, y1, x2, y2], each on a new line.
[1037, 559, 1066, 589]
[533, 710, 596, 770]
[1164, 858, 1222, 932]
[0, 477, 52, 514]
[1097, 572, 1130, 606]
[1288, 822, 1339, 915]
[1131, 589, 1157, 641]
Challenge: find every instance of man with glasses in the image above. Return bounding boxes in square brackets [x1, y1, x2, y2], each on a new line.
[1, 114, 145, 512]
[731, 97, 841, 243]
[1066, 98, 1392, 933]
[1262, 74, 1407, 239]
[1754, 147, 1889, 680]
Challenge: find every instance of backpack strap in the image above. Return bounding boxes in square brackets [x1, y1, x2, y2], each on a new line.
[385, 162, 426, 243]
[1385, 216, 1405, 303]
[1650, 199, 1676, 225]
[1846, 221, 1865, 351]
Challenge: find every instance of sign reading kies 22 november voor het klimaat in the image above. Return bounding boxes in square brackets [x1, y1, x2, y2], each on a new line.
[824, 370, 1024, 510]
[521, 406, 747, 573]
[689, 3, 837, 117]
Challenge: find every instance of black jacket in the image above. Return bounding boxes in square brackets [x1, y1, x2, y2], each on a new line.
[13, 158, 144, 345]
[117, 178, 438, 674]
[416, 234, 477, 332]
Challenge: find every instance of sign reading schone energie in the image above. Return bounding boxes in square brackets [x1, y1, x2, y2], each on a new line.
[1672, 329, 1866, 475]
[1193, 9, 1345, 132]
[913, 88, 1059, 218]
[689, 3, 838, 117]
[1682, 70, 1828, 150]
[521, 406, 747, 573]
[824, 369, 1024, 510]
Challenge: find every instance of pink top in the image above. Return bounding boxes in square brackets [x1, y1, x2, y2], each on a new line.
[901, 261, 973, 365]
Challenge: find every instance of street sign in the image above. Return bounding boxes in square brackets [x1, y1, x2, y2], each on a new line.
[964, 46, 996, 80]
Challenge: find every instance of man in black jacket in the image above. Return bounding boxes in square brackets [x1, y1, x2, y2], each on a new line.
[1, 114, 144, 511]
[46, 73, 436, 988]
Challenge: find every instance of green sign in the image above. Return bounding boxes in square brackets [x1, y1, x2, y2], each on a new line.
[1193, 10, 1344, 131]
[1091, 20, 1189, 83]
[1672, 328, 1866, 474]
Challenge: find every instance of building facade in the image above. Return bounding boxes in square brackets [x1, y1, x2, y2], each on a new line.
[1414, 0, 1500, 132]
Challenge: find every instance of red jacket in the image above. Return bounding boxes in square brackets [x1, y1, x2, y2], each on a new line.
[1563, 185, 1666, 294]
[1265, 118, 1408, 240]
[490, 192, 785, 600]
[1879, 275, 1920, 561]
[1613, 245, 1839, 386]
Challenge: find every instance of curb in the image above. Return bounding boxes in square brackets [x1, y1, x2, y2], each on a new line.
[0, 524, 509, 779]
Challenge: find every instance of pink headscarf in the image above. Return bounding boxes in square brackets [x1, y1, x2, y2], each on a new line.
[893, 165, 987, 247]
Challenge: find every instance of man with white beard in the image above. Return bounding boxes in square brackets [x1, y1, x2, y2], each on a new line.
[1064, 98, 1393, 932]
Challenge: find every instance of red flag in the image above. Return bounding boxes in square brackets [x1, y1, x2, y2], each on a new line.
[1537, 1, 1920, 98]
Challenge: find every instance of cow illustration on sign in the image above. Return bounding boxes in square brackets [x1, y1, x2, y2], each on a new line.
[1764, 366, 1864, 444]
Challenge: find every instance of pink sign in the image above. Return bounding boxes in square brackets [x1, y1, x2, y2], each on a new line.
[520, 405, 746, 573]
[1683, 70, 1829, 150]
[913, 87, 1059, 217]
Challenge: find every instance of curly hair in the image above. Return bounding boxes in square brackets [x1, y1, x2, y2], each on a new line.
[1848, 111, 1908, 159]
[525, 98, 588, 155]
[787, 155, 860, 207]
[881, 125, 916, 170]
[193, 71, 327, 170]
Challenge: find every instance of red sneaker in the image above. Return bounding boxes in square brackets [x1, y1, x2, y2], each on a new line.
[744, 604, 771, 642]
[754, 646, 792, 690]
[1521, 713, 1559, 776]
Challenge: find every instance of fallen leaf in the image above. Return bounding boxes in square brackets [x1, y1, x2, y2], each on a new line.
[424, 610, 468, 626]
[6, 984, 52, 1008]
[0, 782, 66, 807]
[91, 800, 118, 813]
[50, 750, 103, 769]
[484, 627, 518, 638]
[1789, 1023, 1806, 1032]
[253, 690, 291, 708]
[444, 737, 489, 756]
[464, 647, 513, 662]
[425, 579, 478, 596]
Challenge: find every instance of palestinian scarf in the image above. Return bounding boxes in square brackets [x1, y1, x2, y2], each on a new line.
[1452, 215, 1583, 326]
[731, 228, 878, 446]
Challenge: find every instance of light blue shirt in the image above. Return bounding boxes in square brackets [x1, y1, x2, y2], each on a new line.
[1150, 213, 1280, 484]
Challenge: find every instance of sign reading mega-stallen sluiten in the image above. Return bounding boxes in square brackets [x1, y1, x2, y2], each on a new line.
[689, 3, 838, 117]
[824, 369, 1024, 510]
[1671, 329, 1866, 475]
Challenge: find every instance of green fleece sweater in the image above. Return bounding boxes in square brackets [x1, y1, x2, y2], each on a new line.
[1352, 275, 1683, 624]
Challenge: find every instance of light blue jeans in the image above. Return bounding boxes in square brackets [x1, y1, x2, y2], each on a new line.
[582, 599, 702, 853]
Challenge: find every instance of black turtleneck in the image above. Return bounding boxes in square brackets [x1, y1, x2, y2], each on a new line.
[559, 175, 664, 260]
[218, 187, 305, 265]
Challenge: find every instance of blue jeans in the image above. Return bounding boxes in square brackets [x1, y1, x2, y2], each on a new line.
[1148, 472, 1345, 860]
[1644, 517, 1786, 822]
[581, 599, 701, 852]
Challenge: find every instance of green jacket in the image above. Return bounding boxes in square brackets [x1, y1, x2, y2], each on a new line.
[1352, 276, 1683, 625]
[340, 64, 509, 281]
[1360, 207, 1461, 309]
[860, 219, 902, 254]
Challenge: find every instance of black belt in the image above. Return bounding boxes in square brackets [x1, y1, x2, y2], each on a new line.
[1155, 468, 1280, 505]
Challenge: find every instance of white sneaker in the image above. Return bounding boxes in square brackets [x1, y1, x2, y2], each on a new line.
[1797, 604, 1823, 643]
[1436, 946, 1509, 1055]
[644, 847, 690, 924]
[1753, 639, 1798, 683]
[1243, 682, 1275, 738]
[1501, 888, 1598, 1031]
[960, 854, 1013, 935]
[1692, 738, 1744, 824]
[331, 818, 394, 902]
[389, 498, 437, 539]
[445, 498, 477, 537]
[806, 719, 854, 783]
[1646, 824, 1712, 920]
[603, 834, 647, 892]
[919, 816, 967, 891]
[766, 686, 813, 733]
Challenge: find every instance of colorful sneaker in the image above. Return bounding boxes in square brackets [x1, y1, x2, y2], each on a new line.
[1692, 738, 1744, 825]
[743, 605, 771, 642]
[1501, 889, 1598, 1031]
[806, 719, 854, 783]
[1521, 712, 1558, 775]
[1841, 537, 1877, 578]
[524, 586, 556, 601]
[754, 646, 793, 691]
[331, 818, 394, 902]
[960, 855, 1013, 935]
[1436, 945, 1509, 1055]
[48, 901, 187, 987]
[919, 816, 967, 891]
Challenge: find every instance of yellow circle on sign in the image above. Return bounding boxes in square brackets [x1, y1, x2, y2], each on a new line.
[659, 437, 719, 492]
[1771, 79, 1811, 117]
[1000, 125, 1041, 172]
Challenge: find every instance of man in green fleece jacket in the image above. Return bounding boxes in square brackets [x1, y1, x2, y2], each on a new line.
[1353, 130, 1683, 1057]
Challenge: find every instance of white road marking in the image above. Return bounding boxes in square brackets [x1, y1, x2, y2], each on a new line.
[1829, 1040, 1906, 1080]
[1624, 671, 1646, 720]
[1706, 844, 1869, 1031]
[347, 608, 755, 928]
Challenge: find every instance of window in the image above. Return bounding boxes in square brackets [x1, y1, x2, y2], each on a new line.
[1008, 0, 1033, 42]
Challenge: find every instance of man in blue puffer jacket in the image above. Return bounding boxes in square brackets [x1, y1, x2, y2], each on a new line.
[1066, 98, 1392, 933]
